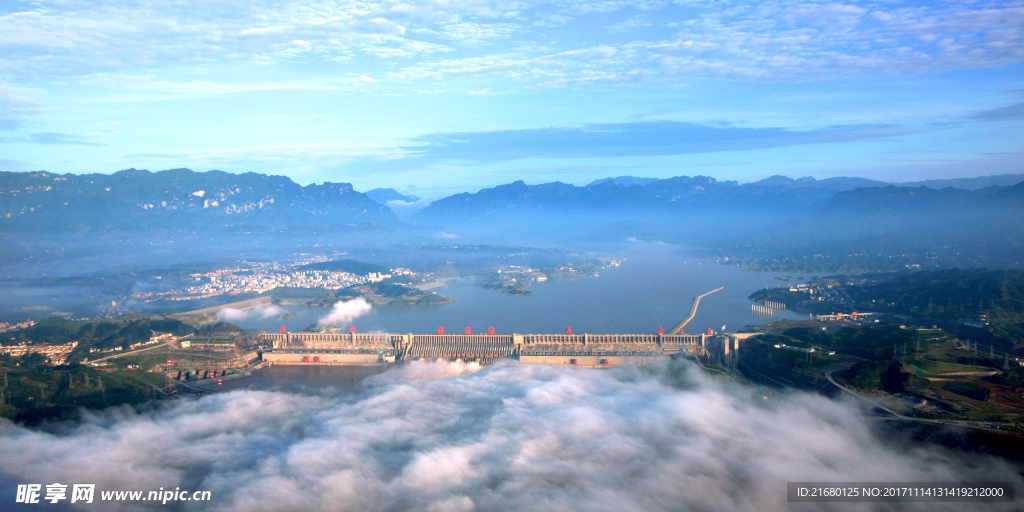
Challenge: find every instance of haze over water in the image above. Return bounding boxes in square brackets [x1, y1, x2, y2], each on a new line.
[232, 243, 811, 335]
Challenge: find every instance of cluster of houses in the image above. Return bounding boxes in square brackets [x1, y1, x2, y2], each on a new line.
[0, 341, 78, 365]
[0, 320, 36, 333]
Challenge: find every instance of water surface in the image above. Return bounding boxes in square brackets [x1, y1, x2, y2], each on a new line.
[230, 243, 814, 336]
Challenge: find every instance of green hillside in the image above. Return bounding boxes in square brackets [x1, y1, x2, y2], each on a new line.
[853, 269, 1024, 342]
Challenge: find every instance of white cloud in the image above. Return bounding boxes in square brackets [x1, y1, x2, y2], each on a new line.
[216, 308, 249, 321]
[384, 197, 431, 217]
[216, 304, 287, 321]
[0, 81, 44, 130]
[1, 0, 1021, 85]
[560, 0, 670, 14]
[606, 15, 652, 33]
[392, 0, 1024, 83]
[318, 298, 373, 325]
[442, 21, 516, 43]
[0, 361, 1016, 512]
[532, 13, 572, 27]
[0, 0, 521, 79]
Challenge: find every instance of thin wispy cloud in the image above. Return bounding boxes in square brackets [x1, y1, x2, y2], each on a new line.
[404, 121, 904, 162]
[0, 133, 105, 146]
[968, 102, 1024, 122]
[0, 82, 42, 132]
[1, 0, 1020, 186]
[0, 0, 1020, 82]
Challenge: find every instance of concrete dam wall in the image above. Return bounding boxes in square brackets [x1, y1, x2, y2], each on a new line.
[259, 330, 711, 367]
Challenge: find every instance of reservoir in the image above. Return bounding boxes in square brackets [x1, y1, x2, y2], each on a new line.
[227, 242, 813, 336]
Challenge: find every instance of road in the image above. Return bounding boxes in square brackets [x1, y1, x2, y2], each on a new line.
[86, 341, 179, 365]
[669, 287, 724, 335]
[825, 367, 904, 417]
[686, 354, 729, 376]
[824, 368, 1012, 432]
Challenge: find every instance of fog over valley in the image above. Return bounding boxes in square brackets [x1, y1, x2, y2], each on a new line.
[2, 360, 1018, 512]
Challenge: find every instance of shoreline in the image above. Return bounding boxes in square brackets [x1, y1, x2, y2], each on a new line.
[415, 277, 456, 291]
[186, 361, 269, 390]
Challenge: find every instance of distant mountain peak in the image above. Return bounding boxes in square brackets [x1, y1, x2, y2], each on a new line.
[586, 176, 660, 187]
[113, 168, 153, 177]
[897, 174, 1024, 190]
[745, 173, 1024, 191]
[750, 175, 888, 191]
[365, 188, 421, 205]
[754, 175, 819, 186]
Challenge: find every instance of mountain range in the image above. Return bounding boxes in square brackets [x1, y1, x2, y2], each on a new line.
[2, 168, 1022, 272]
[412, 174, 1024, 235]
[588, 173, 1024, 191]
[409, 174, 1024, 270]
[0, 168, 398, 234]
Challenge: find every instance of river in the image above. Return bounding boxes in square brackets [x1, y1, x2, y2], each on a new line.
[227, 242, 814, 336]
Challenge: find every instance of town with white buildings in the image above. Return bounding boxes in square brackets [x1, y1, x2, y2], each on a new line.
[130, 259, 401, 302]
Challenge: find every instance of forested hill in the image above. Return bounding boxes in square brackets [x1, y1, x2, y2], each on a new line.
[5, 316, 194, 351]
[0, 168, 399, 234]
[853, 269, 1024, 343]
[718, 183, 1024, 271]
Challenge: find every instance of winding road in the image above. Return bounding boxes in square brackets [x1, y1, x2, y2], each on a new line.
[824, 367, 1011, 431]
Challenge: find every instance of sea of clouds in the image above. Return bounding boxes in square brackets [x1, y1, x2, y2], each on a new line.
[0, 360, 1020, 511]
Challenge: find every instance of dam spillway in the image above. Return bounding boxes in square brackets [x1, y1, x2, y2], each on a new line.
[258, 330, 711, 367]
[406, 334, 516, 361]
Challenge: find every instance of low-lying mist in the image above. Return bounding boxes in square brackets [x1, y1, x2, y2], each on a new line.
[0, 360, 1019, 511]
[318, 298, 373, 326]
[216, 305, 288, 322]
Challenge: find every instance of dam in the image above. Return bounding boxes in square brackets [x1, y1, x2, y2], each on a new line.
[259, 327, 716, 367]
[258, 288, 737, 367]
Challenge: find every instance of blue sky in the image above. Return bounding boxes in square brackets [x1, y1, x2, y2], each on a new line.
[0, 0, 1021, 198]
